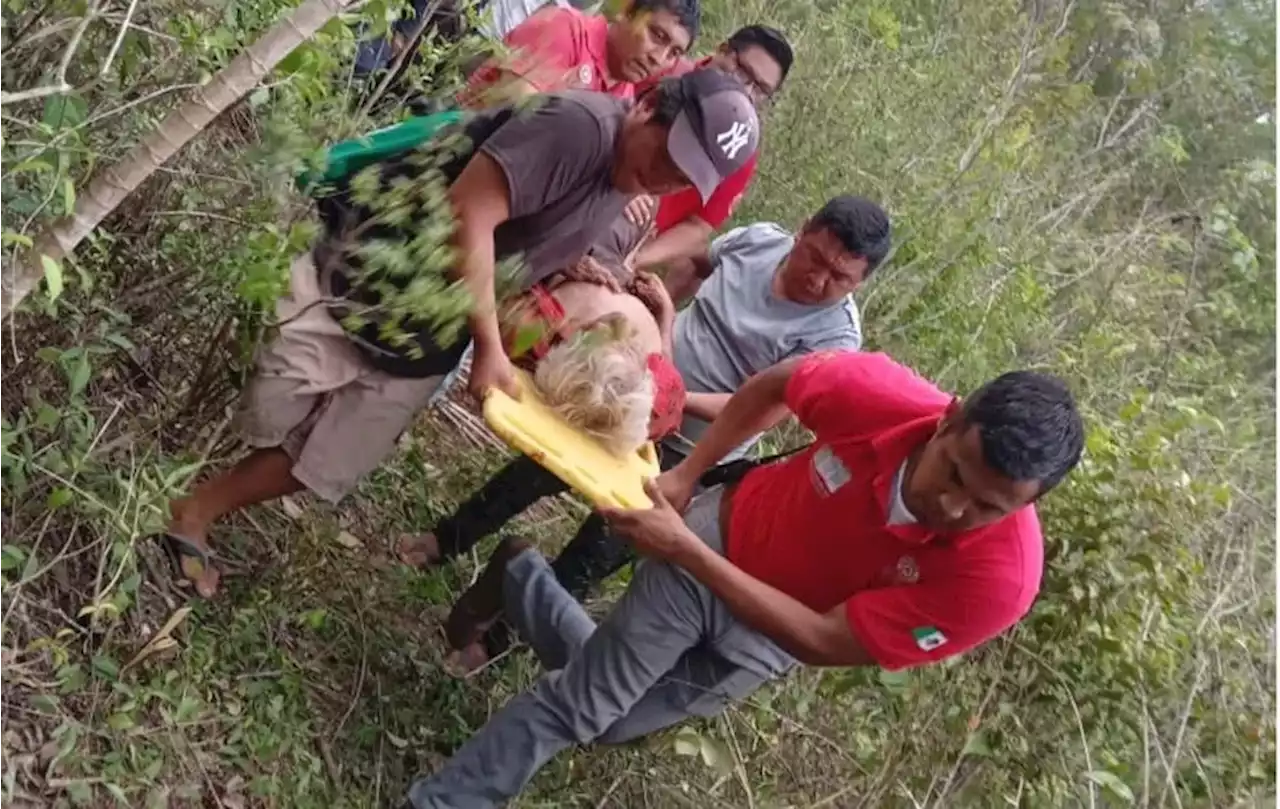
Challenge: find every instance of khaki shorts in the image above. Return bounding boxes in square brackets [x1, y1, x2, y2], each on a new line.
[237, 254, 445, 503]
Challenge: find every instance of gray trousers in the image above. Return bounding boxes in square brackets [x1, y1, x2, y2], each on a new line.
[407, 487, 796, 808]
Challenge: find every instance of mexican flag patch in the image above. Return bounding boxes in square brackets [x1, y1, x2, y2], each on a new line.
[912, 626, 948, 652]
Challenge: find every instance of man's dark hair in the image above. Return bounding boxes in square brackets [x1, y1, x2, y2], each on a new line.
[649, 74, 689, 126]
[726, 25, 794, 88]
[808, 195, 892, 275]
[962, 371, 1085, 495]
[629, 0, 701, 44]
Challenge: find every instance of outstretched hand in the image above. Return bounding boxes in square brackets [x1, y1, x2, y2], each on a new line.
[627, 271, 675, 329]
[599, 478, 702, 564]
[623, 194, 657, 228]
[469, 340, 520, 401]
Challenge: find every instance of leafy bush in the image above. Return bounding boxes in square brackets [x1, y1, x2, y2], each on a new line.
[1, 0, 1273, 805]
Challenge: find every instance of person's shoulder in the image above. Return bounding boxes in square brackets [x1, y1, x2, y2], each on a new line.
[953, 506, 1044, 612]
[745, 221, 791, 241]
[726, 221, 794, 253]
[509, 92, 623, 143]
[802, 351, 949, 408]
[504, 3, 588, 51]
[551, 90, 629, 122]
[520, 2, 585, 30]
[818, 295, 862, 348]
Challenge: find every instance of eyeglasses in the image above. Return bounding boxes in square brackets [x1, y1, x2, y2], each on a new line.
[728, 56, 775, 104]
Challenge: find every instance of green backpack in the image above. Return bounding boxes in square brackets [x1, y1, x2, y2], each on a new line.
[294, 109, 466, 192]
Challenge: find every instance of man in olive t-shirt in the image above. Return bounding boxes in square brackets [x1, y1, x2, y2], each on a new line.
[153, 70, 761, 598]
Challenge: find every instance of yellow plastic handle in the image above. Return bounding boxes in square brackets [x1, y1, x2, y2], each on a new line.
[481, 370, 661, 509]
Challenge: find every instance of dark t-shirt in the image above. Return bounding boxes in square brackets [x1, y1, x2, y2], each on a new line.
[318, 91, 633, 376]
[482, 91, 633, 285]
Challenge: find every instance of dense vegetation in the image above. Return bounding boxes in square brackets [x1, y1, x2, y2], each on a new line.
[1, 0, 1274, 806]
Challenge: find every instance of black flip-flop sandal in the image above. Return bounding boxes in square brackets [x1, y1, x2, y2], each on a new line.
[157, 533, 215, 588]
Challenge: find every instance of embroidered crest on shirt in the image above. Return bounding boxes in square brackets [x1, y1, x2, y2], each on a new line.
[895, 555, 920, 584]
[717, 120, 752, 159]
[810, 446, 851, 495]
[912, 626, 948, 652]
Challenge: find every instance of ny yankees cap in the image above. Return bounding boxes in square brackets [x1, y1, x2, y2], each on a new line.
[666, 68, 761, 203]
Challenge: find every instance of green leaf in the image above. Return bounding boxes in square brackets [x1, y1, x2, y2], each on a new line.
[961, 730, 993, 757]
[1084, 770, 1134, 803]
[2, 230, 34, 247]
[42, 254, 64, 301]
[106, 712, 136, 731]
[174, 694, 202, 723]
[31, 693, 60, 712]
[66, 780, 95, 806]
[62, 177, 75, 213]
[42, 93, 88, 129]
[105, 783, 129, 805]
[6, 158, 52, 175]
[68, 354, 91, 397]
[698, 735, 734, 775]
[21, 546, 40, 580]
[300, 608, 328, 630]
[673, 730, 701, 757]
[878, 668, 909, 694]
[249, 87, 270, 107]
[91, 653, 120, 681]
[1, 544, 27, 572]
[104, 333, 136, 352]
[277, 46, 307, 74]
[57, 664, 86, 695]
[46, 487, 73, 510]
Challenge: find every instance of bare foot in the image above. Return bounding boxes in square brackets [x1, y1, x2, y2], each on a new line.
[167, 499, 222, 598]
[443, 642, 490, 677]
[394, 533, 441, 569]
[191, 561, 221, 599]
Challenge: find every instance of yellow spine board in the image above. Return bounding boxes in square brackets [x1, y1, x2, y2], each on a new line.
[481, 370, 659, 509]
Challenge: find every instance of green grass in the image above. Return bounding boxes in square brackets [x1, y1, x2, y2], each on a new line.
[8, 411, 878, 808]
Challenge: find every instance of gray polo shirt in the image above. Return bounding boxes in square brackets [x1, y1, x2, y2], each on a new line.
[666, 222, 863, 461]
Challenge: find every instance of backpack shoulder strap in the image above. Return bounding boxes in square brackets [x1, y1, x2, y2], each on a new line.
[698, 442, 813, 488]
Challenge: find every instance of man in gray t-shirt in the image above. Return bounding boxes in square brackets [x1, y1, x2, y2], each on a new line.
[665, 194, 891, 462]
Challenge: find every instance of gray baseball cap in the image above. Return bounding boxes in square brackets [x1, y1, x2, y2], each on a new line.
[666, 69, 761, 203]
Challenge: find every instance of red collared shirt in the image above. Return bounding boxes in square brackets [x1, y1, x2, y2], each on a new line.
[727, 351, 1044, 670]
[462, 6, 634, 107]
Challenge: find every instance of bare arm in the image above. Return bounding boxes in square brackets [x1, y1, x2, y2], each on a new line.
[683, 391, 732, 421]
[673, 358, 802, 480]
[601, 480, 875, 668]
[447, 152, 512, 357]
[678, 539, 875, 666]
[633, 217, 714, 270]
[658, 312, 675, 357]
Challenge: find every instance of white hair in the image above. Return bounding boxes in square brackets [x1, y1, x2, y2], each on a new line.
[533, 320, 655, 457]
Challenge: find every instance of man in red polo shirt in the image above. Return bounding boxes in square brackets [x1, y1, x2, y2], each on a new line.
[402, 351, 1083, 807]
[461, 0, 700, 109]
[626, 25, 794, 300]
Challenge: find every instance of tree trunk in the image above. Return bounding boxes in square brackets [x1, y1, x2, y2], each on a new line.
[1, 0, 354, 319]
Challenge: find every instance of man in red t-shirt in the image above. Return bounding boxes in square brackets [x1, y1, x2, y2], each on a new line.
[624, 25, 794, 300]
[460, 0, 700, 109]
[402, 352, 1084, 807]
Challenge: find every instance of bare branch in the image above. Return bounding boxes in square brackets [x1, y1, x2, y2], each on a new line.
[0, 82, 73, 106]
[57, 0, 105, 85]
[99, 0, 142, 78]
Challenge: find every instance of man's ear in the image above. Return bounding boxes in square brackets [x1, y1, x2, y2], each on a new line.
[938, 397, 962, 434]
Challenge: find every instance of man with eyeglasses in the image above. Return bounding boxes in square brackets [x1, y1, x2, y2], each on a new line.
[625, 25, 794, 300]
